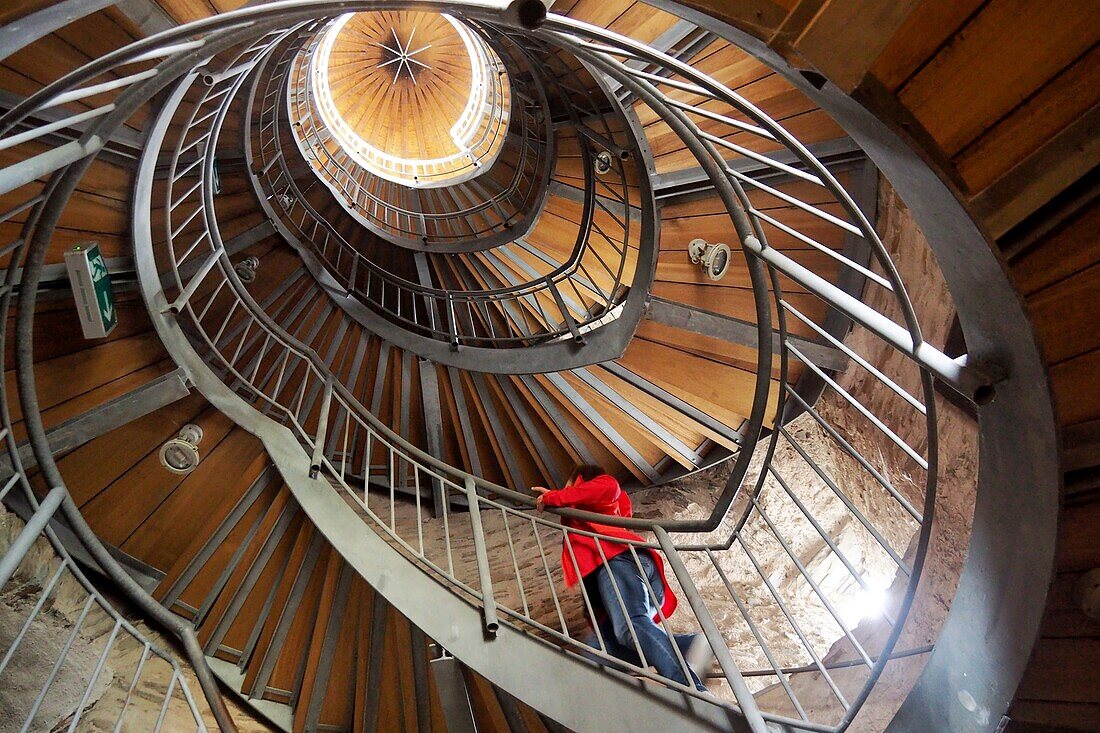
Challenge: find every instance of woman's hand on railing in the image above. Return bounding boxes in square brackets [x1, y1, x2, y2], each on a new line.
[532, 485, 550, 511]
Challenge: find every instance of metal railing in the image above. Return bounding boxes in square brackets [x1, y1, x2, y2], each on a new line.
[0, 2, 1000, 732]
[247, 25, 648, 353]
[0, 484, 209, 732]
[282, 18, 553, 250]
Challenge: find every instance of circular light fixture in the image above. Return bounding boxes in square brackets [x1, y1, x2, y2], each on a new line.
[594, 150, 613, 176]
[160, 424, 204, 475]
[688, 238, 731, 281]
[235, 256, 260, 284]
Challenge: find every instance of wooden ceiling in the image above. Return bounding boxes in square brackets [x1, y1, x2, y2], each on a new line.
[325, 11, 480, 162]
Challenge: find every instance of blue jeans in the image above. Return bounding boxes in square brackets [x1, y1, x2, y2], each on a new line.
[581, 552, 706, 691]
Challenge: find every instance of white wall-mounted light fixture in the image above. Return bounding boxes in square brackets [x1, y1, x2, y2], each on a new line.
[594, 150, 613, 176]
[159, 424, 204, 475]
[688, 238, 731, 281]
[235, 256, 260, 284]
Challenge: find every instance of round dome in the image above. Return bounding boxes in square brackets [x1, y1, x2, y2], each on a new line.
[310, 11, 512, 188]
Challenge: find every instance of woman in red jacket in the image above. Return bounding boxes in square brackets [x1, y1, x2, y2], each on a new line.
[532, 464, 710, 691]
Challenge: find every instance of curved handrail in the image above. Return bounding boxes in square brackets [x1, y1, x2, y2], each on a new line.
[0, 3, 988, 732]
[249, 25, 644, 353]
[285, 18, 554, 251]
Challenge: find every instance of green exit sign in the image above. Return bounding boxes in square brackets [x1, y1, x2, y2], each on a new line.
[64, 242, 117, 339]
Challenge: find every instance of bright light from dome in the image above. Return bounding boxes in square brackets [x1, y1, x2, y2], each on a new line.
[306, 12, 511, 188]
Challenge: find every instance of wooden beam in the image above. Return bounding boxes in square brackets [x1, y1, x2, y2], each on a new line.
[0, 368, 190, 476]
[646, 296, 848, 370]
[783, 0, 923, 93]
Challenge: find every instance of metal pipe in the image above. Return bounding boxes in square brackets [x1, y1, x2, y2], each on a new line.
[0, 138, 99, 196]
[750, 236, 1000, 400]
[40, 69, 158, 110]
[0, 105, 115, 152]
[463, 476, 498, 637]
[0, 485, 65, 588]
[653, 527, 769, 733]
[310, 376, 333, 477]
[66, 619, 122, 733]
[169, 248, 223, 314]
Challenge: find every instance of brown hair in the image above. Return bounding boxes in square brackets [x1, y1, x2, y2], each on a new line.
[569, 464, 607, 483]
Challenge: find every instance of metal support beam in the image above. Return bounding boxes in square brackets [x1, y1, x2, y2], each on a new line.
[447, 367, 483, 478]
[646, 296, 849, 371]
[430, 654, 478, 733]
[303, 563, 353, 732]
[408, 624, 434, 733]
[112, 0, 177, 36]
[160, 467, 275, 611]
[543, 372, 661, 483]
[177, 220, 275, 282]
[494, 376, 566, 487]
[600, 362, 743, 449]
[492, 685, 530, 733]
[602, 19, 717, 102]
[0, 90, 144, 165]
[517, 374, 597, 466]
[652, 137, 864, 200]
[4, 255, 133, 292]
[419, 359, 446, 517]
[573, 367, 704, 466]
[468, 373, 525, 489]
[547, 180, 639, 221]
[362, 591, 389, 733]
[0, 368, 190, 476]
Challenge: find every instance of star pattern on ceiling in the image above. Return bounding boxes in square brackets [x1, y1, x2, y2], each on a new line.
[372, 27, 432, 85]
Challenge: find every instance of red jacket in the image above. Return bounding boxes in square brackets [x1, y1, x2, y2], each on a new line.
[541, 474, 678, 620]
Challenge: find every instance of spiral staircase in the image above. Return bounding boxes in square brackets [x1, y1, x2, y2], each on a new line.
[0, 1, 1091, 732]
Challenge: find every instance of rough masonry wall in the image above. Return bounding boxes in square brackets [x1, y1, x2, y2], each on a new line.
[0, 500, 273, 732]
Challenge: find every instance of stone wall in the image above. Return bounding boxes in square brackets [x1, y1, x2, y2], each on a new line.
[0, 497, 273, 732]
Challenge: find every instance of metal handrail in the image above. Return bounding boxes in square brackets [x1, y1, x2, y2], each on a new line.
[249, 26, 644, 350]
[0, 2, 993, 732]
[132, 10, 954, 731]
[284, 18, 553, 250]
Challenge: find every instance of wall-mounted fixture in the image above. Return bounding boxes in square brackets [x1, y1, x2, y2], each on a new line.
[688, 238, 731, 281]
[235, 256, 260, 284]
[594, 150, 613, 176]
[64, 242, 117, 339]
[159, 424, 204, 475]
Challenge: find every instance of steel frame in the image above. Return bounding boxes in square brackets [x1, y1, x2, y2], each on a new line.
[0, 2, 1056, 733]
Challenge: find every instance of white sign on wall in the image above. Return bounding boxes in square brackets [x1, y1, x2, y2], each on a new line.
[65, 242, 118, 339]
